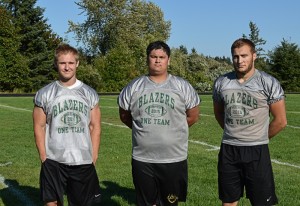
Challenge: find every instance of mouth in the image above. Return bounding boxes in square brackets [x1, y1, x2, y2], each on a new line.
[63, 69, 73, 73]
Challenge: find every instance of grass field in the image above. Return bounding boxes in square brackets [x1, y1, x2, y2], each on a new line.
[0, 94, 299, 206]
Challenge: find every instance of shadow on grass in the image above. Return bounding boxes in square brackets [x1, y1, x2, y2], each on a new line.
[0, 179, 42, 206]
[0, 179, 136, 206]
[100, 180, 136, 205]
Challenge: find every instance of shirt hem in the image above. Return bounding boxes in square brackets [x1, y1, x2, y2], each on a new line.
[132, 156, 187, 164]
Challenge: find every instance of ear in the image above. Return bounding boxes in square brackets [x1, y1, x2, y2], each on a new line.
[253, 53, 257, 61]
[76, 60, 80, 67]
[168, 57, 171, 65]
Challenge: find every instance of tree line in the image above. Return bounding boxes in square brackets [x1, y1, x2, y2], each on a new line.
[0, 0, 299, 93]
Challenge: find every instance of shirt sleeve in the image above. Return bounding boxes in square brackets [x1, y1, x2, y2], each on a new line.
[185, 83, 200, 109]
[118, 84, 132, 111]
[260, 71, 285, 105]
[33, 90, 45, 109]
[212, 77, 223, 103]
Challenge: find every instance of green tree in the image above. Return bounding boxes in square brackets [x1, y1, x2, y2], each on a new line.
[179, 45, 188, 55]
[243, 21, 266, 57]
[1, 0, 62, 92]
[74, 48, 101, 90]
[169, 48, 189, 78]
[268, 39, 300, 92]
[169, 48, 232, 92]
[94, 43, 140, 92]
[68, 0, 171, 91]
[69, 0, 171, 56]
[242, 21, 269, 72]
[0, 6, 29, 92]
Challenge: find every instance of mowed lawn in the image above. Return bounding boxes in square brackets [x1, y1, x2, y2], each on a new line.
[0, 94, 299, 205]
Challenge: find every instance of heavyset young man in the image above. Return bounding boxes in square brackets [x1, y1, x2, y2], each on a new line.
[118, 41, 200, 206]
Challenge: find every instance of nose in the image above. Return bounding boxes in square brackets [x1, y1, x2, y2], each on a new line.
[64, 63, 70, 70]
[238, 56, 245, 64]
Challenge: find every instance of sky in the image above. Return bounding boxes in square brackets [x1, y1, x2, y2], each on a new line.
[36, 0, 300, 58]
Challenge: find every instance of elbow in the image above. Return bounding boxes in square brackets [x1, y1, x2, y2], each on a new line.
[188, 115, 199, 127]
[277, 118, 287, 132]
[280, 115, 288, 129]
[281, 119, 288, 130]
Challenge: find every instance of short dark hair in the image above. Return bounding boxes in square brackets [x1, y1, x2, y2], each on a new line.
[146, 41, 171, 57]
[231, 38, 256, 55]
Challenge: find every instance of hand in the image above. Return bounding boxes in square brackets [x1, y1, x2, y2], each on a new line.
[40, 155, 47, 163]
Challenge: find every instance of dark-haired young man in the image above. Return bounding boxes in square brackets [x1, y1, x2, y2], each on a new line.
[118, 41, 200, 206]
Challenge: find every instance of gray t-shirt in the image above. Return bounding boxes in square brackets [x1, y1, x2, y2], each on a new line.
[213, 69, 284, 146]
[118, 74, 200, 163]
[34, 80, 99, 165]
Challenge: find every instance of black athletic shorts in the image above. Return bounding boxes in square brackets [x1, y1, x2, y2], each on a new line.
[132, 158, 187, 206]
[40, 159, 101, 206]
[218, 143, 278, 205]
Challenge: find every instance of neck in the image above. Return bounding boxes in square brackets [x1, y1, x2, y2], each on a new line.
[148, 73, 168, 83]
[59, 78, 77, 87]
[236, 68, 255, 83]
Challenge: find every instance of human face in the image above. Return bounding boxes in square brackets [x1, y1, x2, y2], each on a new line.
[232, 45, 256, 79]
[56, 53, 79, 85]
[148, 49, 170, 78]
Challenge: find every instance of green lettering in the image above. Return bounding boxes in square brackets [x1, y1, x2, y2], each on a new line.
[73, 100, 78, 111]
[230, 93, 235, 104]
[139, 96, 143, 108]
[237, 92, 241, 103]
[165, 94, 170, 107]
[170, 98, 175, 109]
[155, 92, 159, 102]
[143, 94, 148, 105]
[53, 105, 58, 117]
[64, 100, 69, 111]
[160, 93, 164, 103]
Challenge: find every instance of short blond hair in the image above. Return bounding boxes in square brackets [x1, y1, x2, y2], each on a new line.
[54, 43, 79, 68]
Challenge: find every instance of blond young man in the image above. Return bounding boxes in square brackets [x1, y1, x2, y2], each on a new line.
[33, 44, 101, 206]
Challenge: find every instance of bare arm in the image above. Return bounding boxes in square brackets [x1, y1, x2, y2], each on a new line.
[33, 106, 47, 162]
[269, 99, 287, 139]
[186, 105, 200, 127]
[89, 104, 101, 165]
[213, 101, 225, 130]
[119, 107, 132, 129]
